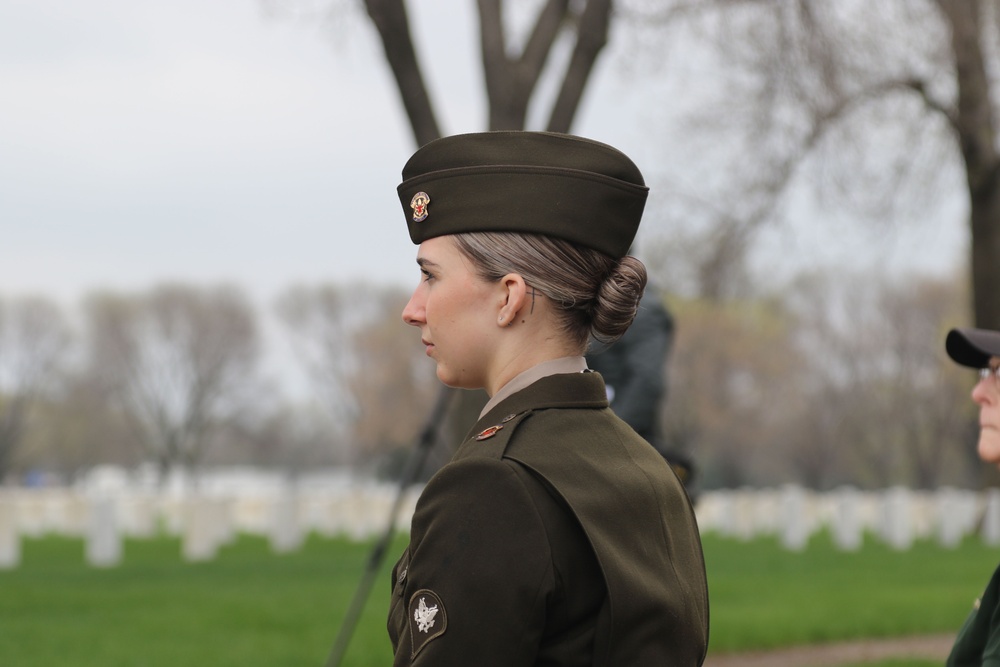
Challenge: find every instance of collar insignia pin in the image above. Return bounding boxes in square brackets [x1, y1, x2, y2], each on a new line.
[475, 424, 503, 441]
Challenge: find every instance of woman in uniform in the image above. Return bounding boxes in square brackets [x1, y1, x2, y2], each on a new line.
[388, 131, 709, 666]
[946, 327, 1000, 666]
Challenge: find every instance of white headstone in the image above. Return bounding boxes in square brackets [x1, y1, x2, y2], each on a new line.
[182, 497, 219, 562]
[831, 486, 863, 551]
[880, 486, 913, 551]
[0, 494, 20, 569]
[121, 494, 158, 538]
[86, 496, 122, 567]
[706, 491, 735, 538]
[935, 487, 965, 548]
[983, 489, 1000, 546]
[780, 485, 809, 551]
[271, 491, 303, 553]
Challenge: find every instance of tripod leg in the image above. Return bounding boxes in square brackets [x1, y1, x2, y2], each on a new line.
[323, 386, 455, 667]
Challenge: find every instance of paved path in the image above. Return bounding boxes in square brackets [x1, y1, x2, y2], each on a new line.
[703, 633, 955, 667]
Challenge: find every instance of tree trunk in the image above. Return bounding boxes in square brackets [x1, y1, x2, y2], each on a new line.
[0, 398, 27, 485]
[939, 0, 1000, 328]
[970, 175, 1000, 329]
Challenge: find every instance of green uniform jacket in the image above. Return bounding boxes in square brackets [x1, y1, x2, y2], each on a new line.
[948, 562, 1000, 666]
[388, 371, 709, 666]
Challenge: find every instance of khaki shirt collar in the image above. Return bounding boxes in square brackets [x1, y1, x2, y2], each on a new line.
[480, 356, 589, 419]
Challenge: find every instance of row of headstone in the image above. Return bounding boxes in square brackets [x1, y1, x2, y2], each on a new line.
[696, 485, 1000, 551]
[5, 485, 1000, 567]
[0, 484, 422, 568]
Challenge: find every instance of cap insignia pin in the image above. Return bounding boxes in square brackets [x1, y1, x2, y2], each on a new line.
[410, 191, 430, 222]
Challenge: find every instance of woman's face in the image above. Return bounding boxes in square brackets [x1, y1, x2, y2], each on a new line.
[402, 236, 500, 390]
[973, 356, 1000, 467]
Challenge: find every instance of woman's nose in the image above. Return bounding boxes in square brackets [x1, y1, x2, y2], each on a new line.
[973, 376, 996, 405]
[402, 291, 424, 326]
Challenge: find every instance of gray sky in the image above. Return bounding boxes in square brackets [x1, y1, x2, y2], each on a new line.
[0, 0, 655, 307]
[1, 0, 968, 311]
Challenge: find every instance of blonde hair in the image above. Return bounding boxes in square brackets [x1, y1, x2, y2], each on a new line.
[453, 231, 647, 347]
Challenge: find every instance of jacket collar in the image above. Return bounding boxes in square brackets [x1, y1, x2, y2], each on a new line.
[473, 370, 608, 437]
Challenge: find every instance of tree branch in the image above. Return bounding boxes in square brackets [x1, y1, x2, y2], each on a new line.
[479, 0, 570, 129]
[364, 0, 441, 145]
[902, 77, 958, 131]
[478, 0, 507, 105]
[519, 0, 571, 83]
[547, 0, 612, 132]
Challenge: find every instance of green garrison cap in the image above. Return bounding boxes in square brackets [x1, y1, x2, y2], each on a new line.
[397, 131, 649, 259]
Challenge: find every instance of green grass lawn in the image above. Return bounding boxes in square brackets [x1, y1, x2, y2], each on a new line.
[0, 530, 995, 666]
[702, 530, 992, 653]
[0, 533, 397, 667]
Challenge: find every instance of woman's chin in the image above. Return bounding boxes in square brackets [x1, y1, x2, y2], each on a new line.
[436, 368, 481, 391]
[978, 431, 1000, 467]
[436, 367, 460, 388]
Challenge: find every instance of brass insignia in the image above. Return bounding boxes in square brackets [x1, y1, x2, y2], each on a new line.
[475, 424, 503, 441]
[408, 589, 447, 658]
[410, 191, 430, 222]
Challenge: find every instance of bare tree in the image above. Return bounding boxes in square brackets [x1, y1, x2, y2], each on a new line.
[214, 402, 349, 470]
[275, 283, 437, 468]
[0, 296, 71, 483]
[275, 284, 360, 428]
[358, 0, 613, 142]
[661, 294, 804, 488]
[781, 269, 973, 489]
[266, 0, 613, 140]
[348, 288, 439, 469]
[657, 266, 977, 491]
[83, 284, 261, 482]
[22, 373, 140, 483]
[627, 0, 1000, 326]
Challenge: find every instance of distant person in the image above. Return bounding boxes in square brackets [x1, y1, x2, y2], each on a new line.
[388, 131, 709, 665]
[586, 284, 697, 493]
[945, 327, 1000, 667]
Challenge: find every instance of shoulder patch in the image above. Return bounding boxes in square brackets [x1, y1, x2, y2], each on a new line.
[408, 589, 447, 658]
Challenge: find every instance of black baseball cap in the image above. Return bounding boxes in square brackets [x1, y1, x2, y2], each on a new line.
[946, 327, 1000, 368]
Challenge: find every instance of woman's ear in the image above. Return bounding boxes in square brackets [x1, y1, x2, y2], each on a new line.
[497, 273, 527, 327]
